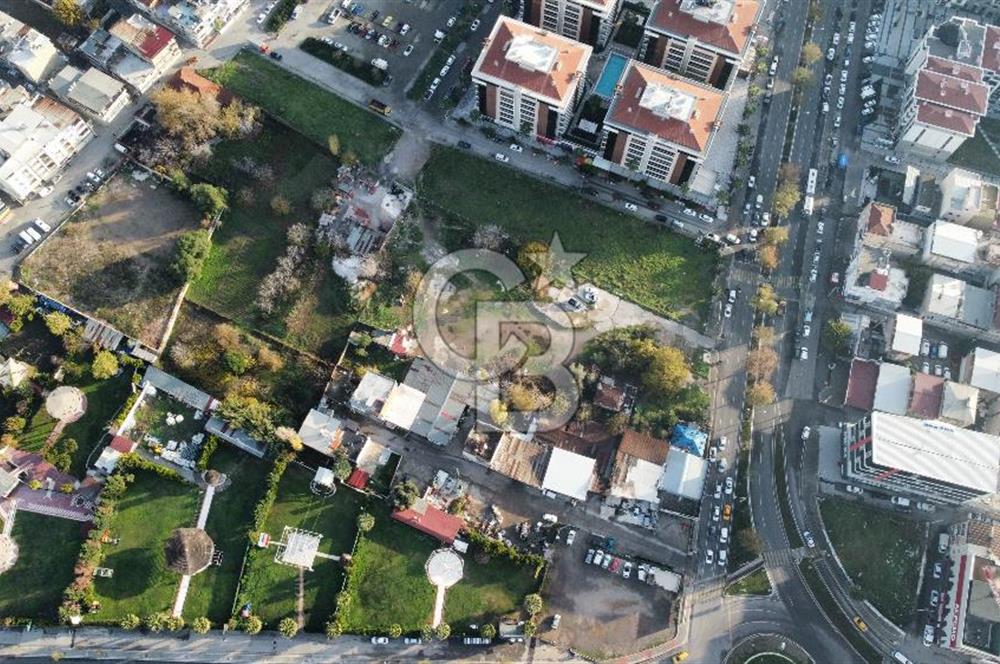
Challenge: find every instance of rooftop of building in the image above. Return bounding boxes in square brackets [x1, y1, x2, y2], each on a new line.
[909, 372, 945, 419]
[646, 0, 760, 57]
[845, 358, 879, 411]
[927, 219, 980, 263]
[110, 13, 176, 60]
[874, 362, 912, 415]
[941, 380, 979, 427]
[927, 17, 988, 69]
[864, 201, 897, 236]
[967, 347, 1000, 393]
[890, 313, 923, 356]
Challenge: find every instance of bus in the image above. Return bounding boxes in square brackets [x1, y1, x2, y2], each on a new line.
[805, 168, 818, 195]
[368, 99, 391, 115]
[802, 195, 815, 216]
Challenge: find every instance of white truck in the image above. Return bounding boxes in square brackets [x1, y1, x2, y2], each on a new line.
[371, 58, 388, 71]
[938, 533, 950, 554]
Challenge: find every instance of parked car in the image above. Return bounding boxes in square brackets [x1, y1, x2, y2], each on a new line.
[622, 561, 633, 579]
[494, 153, 509, 163]
[705, 549, 714, 565]
[712, 505, 720, 522]
[585, 548, 595, 564]
[592, 550, 604, 566]
[457, 140, 471, 149]
[845, 485, 863, 495]
[403, 44, 414, 56]
[933, 562, 943, 579]
[372, 636, 390, 644]
[714, 482, 722, 500]
[801, 426, 811, 440]
[470, 18, 481, 31]
[724, 303, 733, 318]
[566, 529, 576, 545]
[624, 201, 639, 212]
[682, 207, 697, 217]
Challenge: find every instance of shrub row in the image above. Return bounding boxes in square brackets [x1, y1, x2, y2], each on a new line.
[465, 529, 546, 577]
[117, 453, 185, 483]
[195, 435, 219, 472]
[248, 451, 294, 543]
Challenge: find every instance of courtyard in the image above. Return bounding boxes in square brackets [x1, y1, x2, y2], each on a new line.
[19, 173, 201, 348]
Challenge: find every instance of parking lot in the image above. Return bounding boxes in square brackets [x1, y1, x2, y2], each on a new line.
[542, 531, 677, 656]
[259, 0, 498, 104]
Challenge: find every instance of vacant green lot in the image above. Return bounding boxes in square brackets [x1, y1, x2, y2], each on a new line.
[237, 464, 364, 630]
[183, 446, 269, 623]
[726, 568, 771, 596]
[820, 498, 923, 626]
[90, 472, 201, 622]
[186, 120, 354, 357]
[443, 542, 540, 629]
[949, 117, 1000, 178]
[203, 50, 400, 165]
[20, 372, 133, 478]
[418, 148, 717, 322]
[0, 512, 85, 621]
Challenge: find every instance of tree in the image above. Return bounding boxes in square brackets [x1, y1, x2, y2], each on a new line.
[144, 613, 167, 632]
[448, 495, 467, 515]
[278, 617, 299, 638]
[172, 230, 212, 282]
[752, 326, 775, 346]
[480, 624, 496, 639]
[752, 284, 779, 316]
[191, 617, 211, 634]
[420, 624, 435, 642]
[356, 512, 375, 533]
[332, 447, 352, 482]
[325, 620, 343, 639]
[524, 593, 543, 616]
[311, 187, 337, 212]
[91, 350, 119, 380]
[823, 320, 853, 356]
[759, 245, 779, 272]
[801, 42, 822, 65]
[607, 411, 629, 435]
[522, 620, 537, 637]
[274, 426, 304, 452]
[4, 416, 25, 434]
[189, 183, 229, 220]
[44, 311, 72, 337]
[516, 240, 551, 283]
[747, 382, 776, 407]
[434, 623, 451, 640]
[642, 346, 690, 398]
[737, 528, 764, 557]
[507, 382, 547, 412]
[53, 0, 84, 26]
[270, 195, 291, 215]
[763, 227, 789, 246]
[218, 395, 279, 443]
[488, 399, 508, 426]
[772, 181, 802, 218]
[7, 294, 35, 332]
[120, 614, 141, 630]
[390, 479, 420, 511]
[746, 347, 778, 381]
[388, 624, 402, 638]
[791, 66, 814, 90]
[151, 88, 222, 147]
[242, 615, 263, 635]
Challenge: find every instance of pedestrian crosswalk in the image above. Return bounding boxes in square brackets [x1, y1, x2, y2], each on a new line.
[728, 267, 800, 291]
[762, 548, 796, 567]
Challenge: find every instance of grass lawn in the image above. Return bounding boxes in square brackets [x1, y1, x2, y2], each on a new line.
[237, 464, 364, 630]
[182, 445, 270, 623]
[725, 568, 772, 596]
[443, 542, 540, 630]
[20, 372, 133, 478]
[949, 117, 1000, 178]
[202, 50, 400, 166]
[341, 502, 437, 633]
[418, 147, 718, 323]
[90, 471, 202, 622]
[186, 119, 355, 358]
[0, 512, 86, 621]
[819, 498, 923, 626]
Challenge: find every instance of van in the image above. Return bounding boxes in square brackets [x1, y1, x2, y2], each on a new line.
[25, 227, 41, 242]
[938, 342, 949, 359]
[371, 58, 388, 71]
[860, 86, 876, 99]
[433, 29, 445, 43]
[892, 651, 913, 664]
[670, 220, 685, 231]
[922, 625, 935, 646]
[17, 230, 35, 246]
[33, 218, 51, 233]
[804, 309, 813, 323]
[938, 533, 950, 554]
[890, 496, 911, 507]
[720, 527, 729, 544]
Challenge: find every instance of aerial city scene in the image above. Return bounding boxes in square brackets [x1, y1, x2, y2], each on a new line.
[2, 0, 1000, 662]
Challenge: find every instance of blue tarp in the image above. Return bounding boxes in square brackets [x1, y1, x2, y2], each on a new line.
[671, 423, 707, 457]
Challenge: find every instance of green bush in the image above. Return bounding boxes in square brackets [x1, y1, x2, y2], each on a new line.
[299, 38, 387, 87]
[172, 230, 213, 283]
[189, 183, 229, 220]
[247, 451, 293, 541]
[195, 436, 219, 472]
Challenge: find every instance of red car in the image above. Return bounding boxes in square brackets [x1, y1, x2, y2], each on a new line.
[609, 557, 622, 573]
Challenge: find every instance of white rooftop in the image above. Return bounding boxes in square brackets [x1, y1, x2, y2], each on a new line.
[639, 83, 696, 120]
[542, 447, 596, 500]
[870, 411, 1000, 494]
[506, 35, 557, 72]
[928, 220, 979, 263]
[609, 457, 663, 502]
[379, 383, 426, 431]
[276, 527, 322, 570]
[313, 466, 335, 488]
[968, 347, 1000, 393]
[874, 362, 912, 415]
[297, 408, 345, 457]
[658, 449, 707, 501]
[891, 314, 923, 356]
[349, 371, 396, 416]
[680, 0, 736, 24]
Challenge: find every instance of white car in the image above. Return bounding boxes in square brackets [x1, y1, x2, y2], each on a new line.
[817, 221, 825, 234]
[800, 346, 809, 360]
[718, 436, 727, 450]
[714, 482, 722, 500]
[470, 18, 481, 31]
[446, 54, 456, 66]
[624, 202, 639, 212]
[699, 213, 714, 223]
[809, 269, 817, 283]
[840, 69, 849, 83]
[712, 505, 720, 522]
[446, 15, 456, 27]
[706, 549, 715, 565]
[802, 324, 811, 338]
[682, 207, 697, 217]
[622, 561, 632, 579]
[748, 175, 756, 189]
[566, 529, 576, 545]
[256, 12, 267, 24]
[755, 194, 764, 208]
[372, 636, 390, 644]
[33, 218, 51, 233]
[724, 303, 733, 318]
[724, 233, 740, 245]
[403, 44, 414, 56]
[826, 47, 836, 61]
[494, 153, 509, 163]
[837, 96, 844, 110]
[592, 550, 604, 566]
[801, 426, 811, 440]
[439, 64, 450, 77]
[724, 477, 734, 495]
[509, 143, 523, 153]
[803, 530, 816, 548]
[884, 155, 901, 164]
[845, 485, 863, 495]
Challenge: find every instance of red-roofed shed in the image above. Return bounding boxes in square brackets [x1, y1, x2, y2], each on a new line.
[109, 435, 137, 454]
[845, 359, 878, 411]
[391, 499, 463, 544]
[345, 468, 369, 490]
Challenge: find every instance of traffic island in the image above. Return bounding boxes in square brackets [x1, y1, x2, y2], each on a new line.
[724, 633, 814, 664]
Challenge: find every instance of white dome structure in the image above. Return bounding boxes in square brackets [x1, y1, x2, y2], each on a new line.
[46, 386, 87, 423]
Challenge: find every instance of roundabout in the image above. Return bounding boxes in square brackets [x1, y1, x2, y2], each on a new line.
[724, 633, 814, 664]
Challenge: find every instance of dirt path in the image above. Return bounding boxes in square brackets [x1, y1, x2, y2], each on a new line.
[41, 421, 66, 455]
[296, 568, 305, 628]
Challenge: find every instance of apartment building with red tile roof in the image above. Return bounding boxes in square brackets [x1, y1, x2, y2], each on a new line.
[522, 0, 623, 48]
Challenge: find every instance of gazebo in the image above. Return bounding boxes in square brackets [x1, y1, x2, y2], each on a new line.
[46, 386, 87, 423]
[0, 534, 18, 574]
[164, 528, 215, 576]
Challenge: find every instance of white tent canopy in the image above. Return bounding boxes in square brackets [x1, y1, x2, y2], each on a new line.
[542, 447, 595, 501]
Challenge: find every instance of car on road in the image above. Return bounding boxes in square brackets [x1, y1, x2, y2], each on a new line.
[802, 324, 811, 338]
[725, 477, 733, 495]
[638, 564, 648, 582]
[816, 221, 825, 234]
[682, 207, 697, 217]
[923, 625, 935, 646]
[494, 153, 509, 163]
[585, 548, 595, 564]
[803, 530, 816, 548]
[403, 637, 422, 644]
[622, 561, 633, 579]
[372, 636, 390, 644]
[509, 143, 523, 153]
[624, 201, 639, 212]
[566, 529, 576, 545]
[748, 175, 756, 189]
[704, 232, 722, 244]
[269, 51, 283, 60]
[718, 436, 727, 450]
[853, 617, 868, 632]
[801, 426, 811, 440]
[800, 346, 809, 360]
[718, 458, 727, 472]
[727, 289, 737, 304]
[718, 549, 727, 567]
[722, 504, 732, 521]
[708, 446, 717, 462]
[723, 303, 733, 318]
[845, 485, 863, 495]
[724, 233, 740, 245]
[457, 140, 471, 149]
[930, 590, 939, 607]
[714, 482, 722, 499]
[884, 155, 901, 164]
[403, 44, 414, 56]
[933, 562, 943, 579]
[672, 652, 690, 664]
[705, 549, 714, 565]
[712, 505, 720, 522]
[755, 193, 764, 208]
[699, 213, 714, 223]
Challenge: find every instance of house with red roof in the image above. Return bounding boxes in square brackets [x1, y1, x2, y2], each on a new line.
[472, 16, 592, 140]
[521, 0, 623, 48]
[640, 0, 761, 90]
[109, 14, 181, 71]
[391, 498, 464, 544]
[601, 59, 726, 187]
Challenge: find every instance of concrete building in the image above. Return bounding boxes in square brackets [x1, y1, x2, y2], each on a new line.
[472, 16, 592, 140]
[131, 0, 248, 48]
[542, 446, 596, 500]
[600, 59, 725, 187]
[522, 0, 622, 48]
[941, 381, 980, 428]
[639, 0, 760, 90]
[939, 168, 1000, 231]
[961, 347, 1000, 394]
[49, 65, 131, 124]
[608, 429, 669, 503]
[898, 17, 999, 161]
[843, 246, 909, 309]
[873, 362, 912, 415]
[79, 16, 180, 94]
[921, 219, 983, 274]
[0, 92, 93, 203]
[0, 10, 63, 84]
[922, 274, 997, 332]
[939, 514, 1000, 659]
[887, 313, 924, 358]
[856, 201, 923, 256]
[842, 411, 1000, 504]
[109, 14, 182, 72]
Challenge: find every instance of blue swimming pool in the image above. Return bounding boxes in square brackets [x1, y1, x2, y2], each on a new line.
[594, 54, 629, 98]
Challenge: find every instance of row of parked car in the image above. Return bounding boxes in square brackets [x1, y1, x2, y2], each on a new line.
[583, 548, 650, 581]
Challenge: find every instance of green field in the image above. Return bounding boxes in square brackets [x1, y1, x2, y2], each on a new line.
[726, 568, 772, 596]
[90, 472, 201, 622]
[203, 50, 400, 166]
[0, 512, 86, 622]
[182, 446, 270, 623]
[949, 117, 1000, 178]
[418, 148, 717, 322]
[186, 120, 354, 357]
[819, 498, 923, 626]
[236, 464, 364, 630]
[442, 541, 540, 629]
